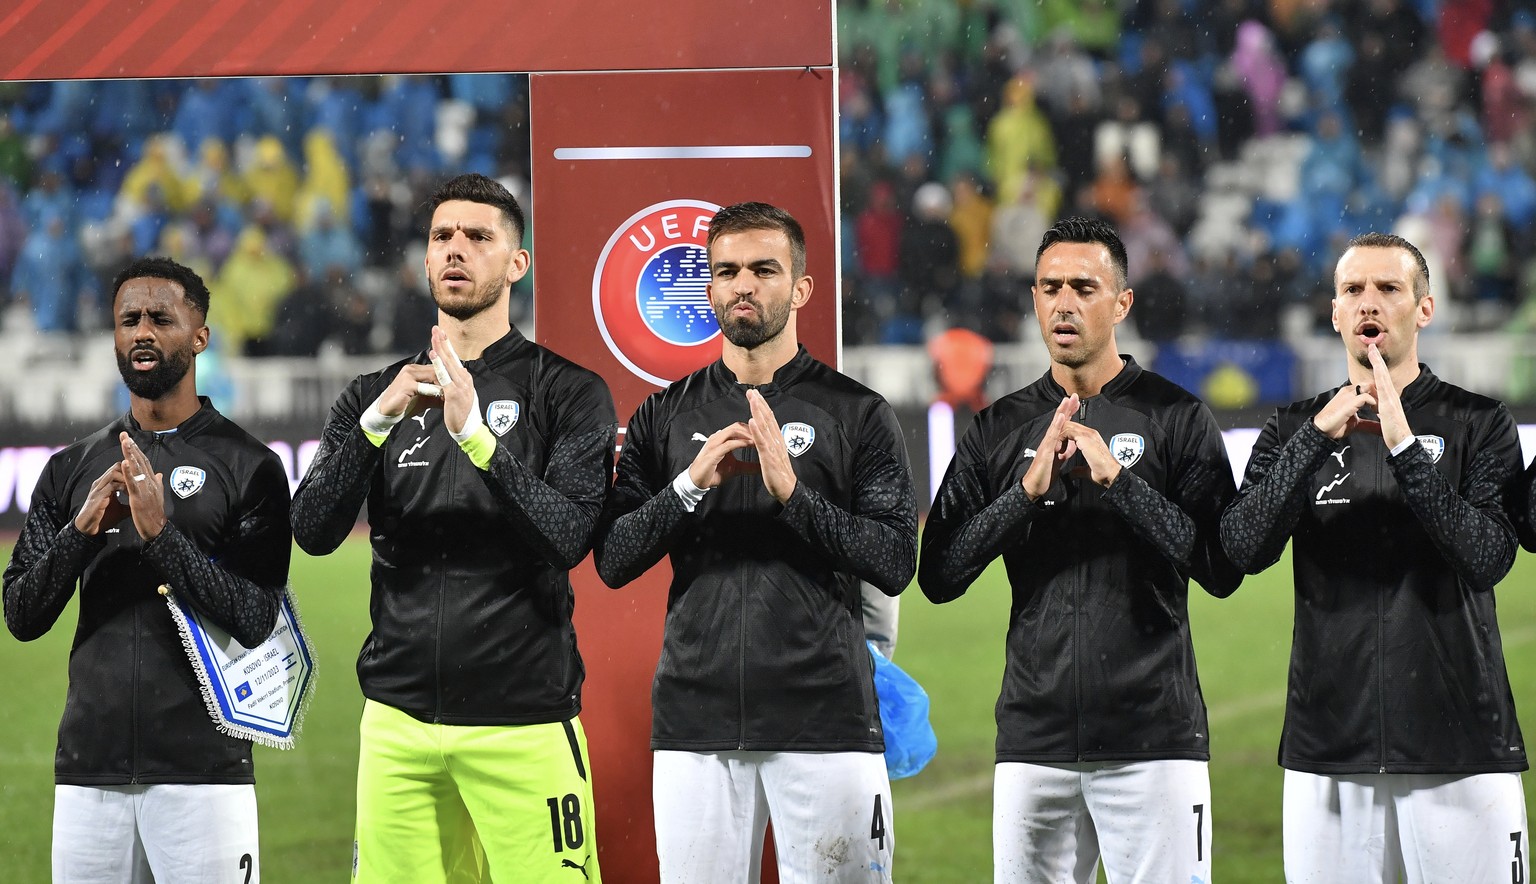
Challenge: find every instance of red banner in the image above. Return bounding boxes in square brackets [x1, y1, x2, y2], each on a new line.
[531, 67, 837, 880]
[0, 0, 831, 81]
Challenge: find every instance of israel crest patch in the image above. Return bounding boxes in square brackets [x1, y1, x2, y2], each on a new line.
[1109, 433, 1145, 469]
[486, 400, 520, 437]
[1416, 434, 1445, 463]
[170, 466, 206, 499]
[781, 422, 816, 457]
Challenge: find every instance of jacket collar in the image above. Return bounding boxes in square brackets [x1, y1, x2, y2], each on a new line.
[1039, 355, 1142, 401]
[1395, 363, 1438, 408]
[123, 396, 218, 439]
[467, 326, 530, 370]
[712, 345, 816, 394]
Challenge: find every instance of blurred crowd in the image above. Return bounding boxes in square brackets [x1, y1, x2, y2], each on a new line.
[2, 0, 1536, 358]
[836, 0, 1536, 344]
[0, 75, 533, 357]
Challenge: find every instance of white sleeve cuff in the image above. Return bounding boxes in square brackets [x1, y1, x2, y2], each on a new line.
[448, 393, 484, 445]
[1389, 435, 1418, 457]
[671, 469, 710, 512]
[360, 398, 407, 437]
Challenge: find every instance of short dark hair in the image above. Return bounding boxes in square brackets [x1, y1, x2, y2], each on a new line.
[1341, 232, 1430, 300]
[110, 256, 211, 320]
[707, 202, 807, 279]
[1035, 217, 1130, 291]
[425, 173, 526, 245]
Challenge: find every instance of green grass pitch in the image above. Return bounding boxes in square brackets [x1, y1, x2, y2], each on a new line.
[3, 539, 1536, 882]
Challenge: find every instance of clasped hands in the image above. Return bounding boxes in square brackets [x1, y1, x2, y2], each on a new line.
[689, 389, 798, 505]
[1311, 343, 1411, 448]
[75, 432, 167, 541]
[1020, 394, 1123, 500]
[375, 326, 478, 436]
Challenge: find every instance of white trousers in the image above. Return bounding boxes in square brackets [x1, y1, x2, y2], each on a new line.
[53, 784, 259, 884]
[993, 760, 1212, 884]
[652, 749, 893, 883]
[1283, 770, 1529, 883]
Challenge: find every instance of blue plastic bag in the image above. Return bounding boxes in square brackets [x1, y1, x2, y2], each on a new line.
[868, 641, 937, 779]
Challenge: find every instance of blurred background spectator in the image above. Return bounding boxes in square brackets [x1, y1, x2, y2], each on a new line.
[0, 75, 536, 359]
[1, 3, 1535, 405]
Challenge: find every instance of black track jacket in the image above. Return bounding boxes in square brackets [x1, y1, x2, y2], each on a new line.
[291, 328, 616, 726]
[4, 400, 290, 784]
[1221, 366, 1527, 774]
[920, 357, 1241, 763]
[595, 347, 918, 752]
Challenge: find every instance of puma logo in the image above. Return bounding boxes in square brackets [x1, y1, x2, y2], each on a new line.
[412, 411, 429, 429]
[561, 856, 591, 879]
[691, 432, 709, 443]
[1330, 445, 1349, 469]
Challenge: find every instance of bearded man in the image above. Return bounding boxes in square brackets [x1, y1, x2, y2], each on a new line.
[4, 256, 291, 883]
[292, 173, 616, 883]
[595, 201, 917, 883]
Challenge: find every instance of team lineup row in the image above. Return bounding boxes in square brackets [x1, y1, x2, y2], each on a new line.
[4, 172, 1532, 884]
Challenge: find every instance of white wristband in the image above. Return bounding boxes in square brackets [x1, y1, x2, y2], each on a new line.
[1389, 435, 1417, 457]
[448, 392, 483, 445]
[671, 469, 710, 512]
[360, 397, 407, 437]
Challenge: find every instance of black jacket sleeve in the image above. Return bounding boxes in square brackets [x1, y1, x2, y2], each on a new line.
[3, 458, 104, 641]
[1514, 450, 1536, 553]
[776, 399, 917, 596]
[1220, 415, 1337, 574]
[594, 395, 690, 588]
[291, 376, 383, 556]
[1105, 404, 1242, 597]
[919, 418, 1048, 604]
[143, 452, 290, 648]
[477, 372, 616, 570]
[1388, 408, 1519, 593]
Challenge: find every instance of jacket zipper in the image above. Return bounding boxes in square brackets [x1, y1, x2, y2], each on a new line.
[1072, 396, 1088, 761]
[1375, 446, 1387, 773]
[434, 419, 451, 723]
[131, 594, 141, 784]
[131, 430, 165, 784]
[738, 387, 754, 750]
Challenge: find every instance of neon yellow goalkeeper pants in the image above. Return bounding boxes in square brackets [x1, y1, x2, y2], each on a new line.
[353, 700, 601, 883]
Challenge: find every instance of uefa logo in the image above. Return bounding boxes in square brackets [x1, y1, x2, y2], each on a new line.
[593, 199, 723, 386]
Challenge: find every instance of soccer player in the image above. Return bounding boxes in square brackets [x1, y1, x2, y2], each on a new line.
[1220, 232, 1529, 882]
[4, 257, 291, 883]
[290, 173, 616, 882]
[919, 217, 1241, 884]
[594, 201, 917, 883]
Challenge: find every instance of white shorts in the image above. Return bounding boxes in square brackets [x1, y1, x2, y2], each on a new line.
[993, 759, 1211, 884]
[53, 783, 259, 884]
[652, 749, 893, 884]
[1283, 769, 1529, 883]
